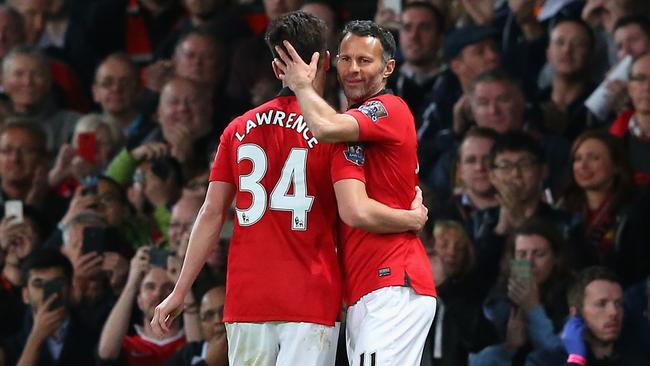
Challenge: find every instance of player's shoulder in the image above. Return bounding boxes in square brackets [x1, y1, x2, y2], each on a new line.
[353, 90, 409, 122]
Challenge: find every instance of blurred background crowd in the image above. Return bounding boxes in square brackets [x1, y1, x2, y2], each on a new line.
[1, 0, 650, 365]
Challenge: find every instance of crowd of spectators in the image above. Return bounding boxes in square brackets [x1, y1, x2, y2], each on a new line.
[0, 0, 650, 365]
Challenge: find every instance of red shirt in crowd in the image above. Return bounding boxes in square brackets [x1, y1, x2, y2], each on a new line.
[122, 326, 186, 366]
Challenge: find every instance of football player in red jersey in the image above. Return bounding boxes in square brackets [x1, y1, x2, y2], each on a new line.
[152, 12, 428, 366]
[275, 20, 438, 366]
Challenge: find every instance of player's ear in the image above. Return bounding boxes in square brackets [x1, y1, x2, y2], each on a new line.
[569, 305, 578, 316]
[322, 50, 331, 72]
[271, 59, 284, 81]
[383, 58, 396, 79]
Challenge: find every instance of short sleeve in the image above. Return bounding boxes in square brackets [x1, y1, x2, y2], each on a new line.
[209, 128, 235, 183]
[345, 96, 406, 143]
[330, 143, 366, 184]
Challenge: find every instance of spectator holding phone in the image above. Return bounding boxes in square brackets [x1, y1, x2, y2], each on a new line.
[48, 114, 121, 198]
[0, 121, 68, 232]
[2, 248, 98, 366]
[98, 246, 186, 365]
[471, 218, 572, 365]
[0, 207, 44, 338]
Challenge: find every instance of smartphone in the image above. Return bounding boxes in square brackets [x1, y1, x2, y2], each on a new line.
[149, 248, 170, 268]
[511, 259, 531, 281]
[82, 226, 106, 254]
[77, 131, 97, 164]
[42, 279, 64, 310]
[383, 0, 402, 15]
[150, 158, 171, 181]
[4, 200, 23, 224]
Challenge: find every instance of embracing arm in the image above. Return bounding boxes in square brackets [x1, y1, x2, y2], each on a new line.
[334, 179, 427, 233]
[273, 41, 360, 143]
[293, 85, 360, 143]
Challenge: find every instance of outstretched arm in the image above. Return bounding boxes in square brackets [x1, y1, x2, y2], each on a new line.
[151, 181, 235, 337]
[334, 180, 427, 233]
[274, 41, 360, 143]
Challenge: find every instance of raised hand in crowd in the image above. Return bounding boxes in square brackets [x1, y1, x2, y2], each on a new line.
[374, 0, 400, 30]
[102, 251, 129, 295]
[48, 144, 76, 187]
[461, 0, 495, 26]
[131, 142, 169, 162]
[452, 94, 473, 136]
[508, 0, 543, 39]
[494, 182, 528, 235]
[144, 59, 175, 92]
[508, 275, 540, 311]
[25, 165, 49, 209]
[504, 307, 528, 350]
[142, 161, 181, 208]
[0, 216, 38, 285]
[605, 79, 631, 115]
[18, 295, 68, 366]
[59, 187, 99, 227]
[165, 124, 193, 163]
[70, 251, 103, 303]
[205, 330, 228, 366]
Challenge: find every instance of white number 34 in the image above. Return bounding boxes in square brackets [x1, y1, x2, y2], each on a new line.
[237, 144, 314, 231]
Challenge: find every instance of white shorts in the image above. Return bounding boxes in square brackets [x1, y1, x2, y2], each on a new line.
[346, 286, 437, 366]
[225, 321, 340, 366]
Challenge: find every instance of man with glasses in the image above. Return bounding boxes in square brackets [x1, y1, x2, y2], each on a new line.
[467, 130, 592, 293]
[610, 53, 650, 186]
[166, 285, 228, 366]
[0, 122, 67, 231]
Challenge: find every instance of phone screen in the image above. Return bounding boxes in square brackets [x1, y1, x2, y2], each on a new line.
[82, 226, 106, 254]
[511, 259, 531, 281]
[149, 248, 170, 268]
[42, 279, 65, 310]
[77, 131, 97, 164]
[383, 0, 402, 14]
[4, 200, 23, 224]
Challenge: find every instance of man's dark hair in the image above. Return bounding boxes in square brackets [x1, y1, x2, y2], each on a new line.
[341, 20, 396, 63]
[20, 248, 74, 286]
[265, 10, 328, 64]
[614, 15, 650, 39]
[550, 17, 596, 51]
[0, 120, 47, 156]
[468, 68, 522, 97]
[403, 1, 445, 34]
[175, 29, 224, 59]
[458, 127, 499, 156]
[488, 130, 546, 167]
[567, 266, 621, 310]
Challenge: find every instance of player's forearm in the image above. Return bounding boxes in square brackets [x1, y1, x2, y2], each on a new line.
[174, 201, 225, 296]
[17, 333, 44, 366]
[356, 198, 419, 233]
[98, 281, 138, 360]
[294, 86, 358, 142]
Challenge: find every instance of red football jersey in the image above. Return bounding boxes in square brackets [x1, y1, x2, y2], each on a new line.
[122, 327, 186, 366]
[340, 91, 437, 305]
[209, 89, 365, 326]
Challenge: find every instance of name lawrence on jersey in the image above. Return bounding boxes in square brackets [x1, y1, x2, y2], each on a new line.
[234, 109, 319, 148]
